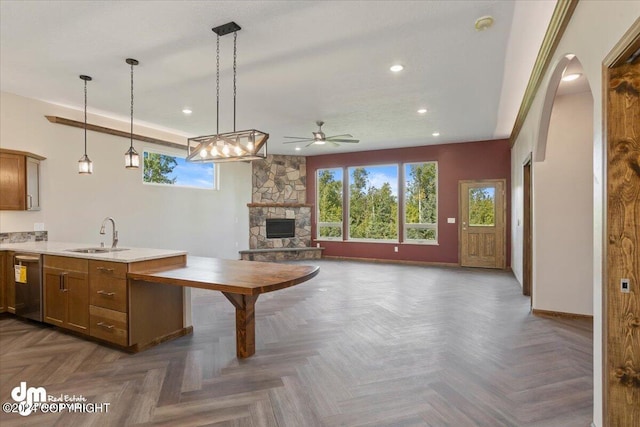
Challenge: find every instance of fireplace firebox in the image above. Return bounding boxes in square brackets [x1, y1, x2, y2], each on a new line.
[266, 219, 295, 238]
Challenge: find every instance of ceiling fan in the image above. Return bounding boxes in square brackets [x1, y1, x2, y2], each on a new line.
[283, 121, 360, 147]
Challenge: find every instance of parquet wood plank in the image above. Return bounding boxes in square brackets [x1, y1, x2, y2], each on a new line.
[0, 260, 593, 426]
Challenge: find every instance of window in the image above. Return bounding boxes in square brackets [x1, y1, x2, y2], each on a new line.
[317, 168, 343, 239]
[468, 187, 495, 226]
[348, 165, 398, 240]
[143, 150, 215, 189]
[404, 162, 438, 242]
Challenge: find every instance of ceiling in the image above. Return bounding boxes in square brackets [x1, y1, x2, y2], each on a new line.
[0, 1, 556, 156]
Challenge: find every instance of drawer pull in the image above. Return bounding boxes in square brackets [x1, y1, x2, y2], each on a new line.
[97, 290, 115, 297]
[96, 267, 115, 273]
[96, 322, 114, 330]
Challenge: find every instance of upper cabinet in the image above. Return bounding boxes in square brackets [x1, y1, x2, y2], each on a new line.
[0, 148, 45, 211]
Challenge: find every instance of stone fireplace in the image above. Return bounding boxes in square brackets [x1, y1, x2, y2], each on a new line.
[240, 155, 322, 261]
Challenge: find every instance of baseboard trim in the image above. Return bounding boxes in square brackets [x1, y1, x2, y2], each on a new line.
[322, 255, 459, 268]
[532, 308, 593, 320]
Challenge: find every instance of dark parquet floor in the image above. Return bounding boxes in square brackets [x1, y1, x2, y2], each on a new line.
[0, 260, 593, 426]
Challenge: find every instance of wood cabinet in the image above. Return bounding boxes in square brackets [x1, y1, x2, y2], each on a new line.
[43, 256, 89, 334]
[0, 149, 45, 211]
[88, 260, 129, 346]
[0, 252, 6, 312]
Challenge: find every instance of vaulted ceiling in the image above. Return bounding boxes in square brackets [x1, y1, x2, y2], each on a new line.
[0, 1, 556, 155]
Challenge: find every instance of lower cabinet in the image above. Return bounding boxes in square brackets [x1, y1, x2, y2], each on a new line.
[88, 260, 128, 346]
[43, 256, 89, 334]
[42, 254, 186, 350]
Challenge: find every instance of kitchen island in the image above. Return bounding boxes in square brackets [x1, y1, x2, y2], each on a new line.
[0, 242, 319, 357]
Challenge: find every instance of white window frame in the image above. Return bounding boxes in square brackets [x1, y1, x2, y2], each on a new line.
[316, 167, 344, 241]
[142, 148, 218, 190]
[346, 163, 400, 243]
[402, 161, 438, 245]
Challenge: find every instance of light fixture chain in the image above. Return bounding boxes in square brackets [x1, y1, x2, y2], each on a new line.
[84, 79, 88, 154]
[216, 34, 220, 136]
[130, 61, 134, 146]
[233, 31, 237, 132]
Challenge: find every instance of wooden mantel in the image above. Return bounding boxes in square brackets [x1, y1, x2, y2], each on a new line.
[247, 203, 313, 208]
[45, 115, 186, 151]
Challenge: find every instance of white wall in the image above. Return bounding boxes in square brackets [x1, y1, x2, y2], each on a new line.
[510, 3, 640, 426]
[0, 91, 251, 259]
[533, 91, 593, 316]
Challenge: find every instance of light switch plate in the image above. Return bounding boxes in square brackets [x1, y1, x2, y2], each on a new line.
[447, 218, 456, 224]
[621, 278, 630, 293]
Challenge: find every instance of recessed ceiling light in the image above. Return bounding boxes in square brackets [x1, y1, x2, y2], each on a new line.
[562, 73, 582, 82]
[432, 132, 440, 137]
[475, 15, 494, 31]
[390, 64, 404, 73]
[182, 108, 192, 115]
[295, 147, 301, 151]
[417, 108, 428, 114]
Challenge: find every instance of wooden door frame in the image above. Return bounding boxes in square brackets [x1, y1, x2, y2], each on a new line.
[602, 18, 640, 426]
[458, 178, 507, 269]
[523, 155, 532, 304]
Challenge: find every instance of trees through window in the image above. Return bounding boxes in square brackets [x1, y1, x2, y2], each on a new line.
[404, 162, 437, 242]
[317, 168, 343, 239]
[143, 151, 216, 189]
[316, 162, 438, 244]
[348, 165, 398, 240]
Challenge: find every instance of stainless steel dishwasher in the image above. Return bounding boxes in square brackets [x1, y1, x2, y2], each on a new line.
[13, 253, 43, 322]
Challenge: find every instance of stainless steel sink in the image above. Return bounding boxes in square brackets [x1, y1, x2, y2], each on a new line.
[66, 247, 130, 254]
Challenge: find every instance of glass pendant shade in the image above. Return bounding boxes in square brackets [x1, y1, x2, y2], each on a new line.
[78, 154, 93, 174]
[125, 145, 139, 168]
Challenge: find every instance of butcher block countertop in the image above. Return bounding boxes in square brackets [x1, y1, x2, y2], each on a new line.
[0, 241, 187, 263]
[127, 256, 320, 295]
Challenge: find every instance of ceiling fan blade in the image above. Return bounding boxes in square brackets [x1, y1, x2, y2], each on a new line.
[284, 136, 312, 139]
[328, 141, 340, 147]
[325, 134, 352, 139]
[305, 141, 317, 147]
[327, 138, 359, 143]
[283, 139, 314, 144]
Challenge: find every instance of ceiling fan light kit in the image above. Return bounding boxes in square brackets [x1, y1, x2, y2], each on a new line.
[186, 21, 269, 163]
[283, 120, 359, 149]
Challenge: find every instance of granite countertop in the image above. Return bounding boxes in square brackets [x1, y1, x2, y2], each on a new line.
[0, 241, 187, 263]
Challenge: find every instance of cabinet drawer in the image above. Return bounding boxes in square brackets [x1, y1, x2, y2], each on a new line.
[44, 255, 88, 273]
[89, 260, 127, 279]
[90, 305, 128, 346]
[90, 276, 127, 312]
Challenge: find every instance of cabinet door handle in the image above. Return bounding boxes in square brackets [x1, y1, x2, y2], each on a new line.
[59, 274, 63, 291]
[27, 194, 33, 209]
[61, 273, 68, 292]
[96, 322, 114, 330]
[96, 267, 114, 273]
[97, 290, 115, 297]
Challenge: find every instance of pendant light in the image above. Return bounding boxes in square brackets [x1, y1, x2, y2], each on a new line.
[186, 22, 268, 163]
[124, 58, 140, 169]
[78, 75, 93, 174]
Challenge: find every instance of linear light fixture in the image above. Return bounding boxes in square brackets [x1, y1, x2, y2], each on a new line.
[187, 22, 268, 163]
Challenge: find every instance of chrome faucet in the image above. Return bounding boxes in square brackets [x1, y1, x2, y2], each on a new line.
[99, 217, 118, 248]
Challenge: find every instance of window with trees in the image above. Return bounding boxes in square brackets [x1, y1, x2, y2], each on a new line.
[404, 162, 438, 242]
[143, 150, 216, 189]
[317, 168, 343, 239]
[348, 165, 398, 240]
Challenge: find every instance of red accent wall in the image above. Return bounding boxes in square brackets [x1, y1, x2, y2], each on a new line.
[305, 139, 511, 265]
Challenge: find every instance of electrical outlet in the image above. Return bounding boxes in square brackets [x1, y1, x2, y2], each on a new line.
[394, 246, 398, 253]
[621, 278, 630, 293]
[316, 243, 320, 248]
[34, 223, 45, 231]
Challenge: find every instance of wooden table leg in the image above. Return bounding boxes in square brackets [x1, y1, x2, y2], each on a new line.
[222, 293, 259, 358]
